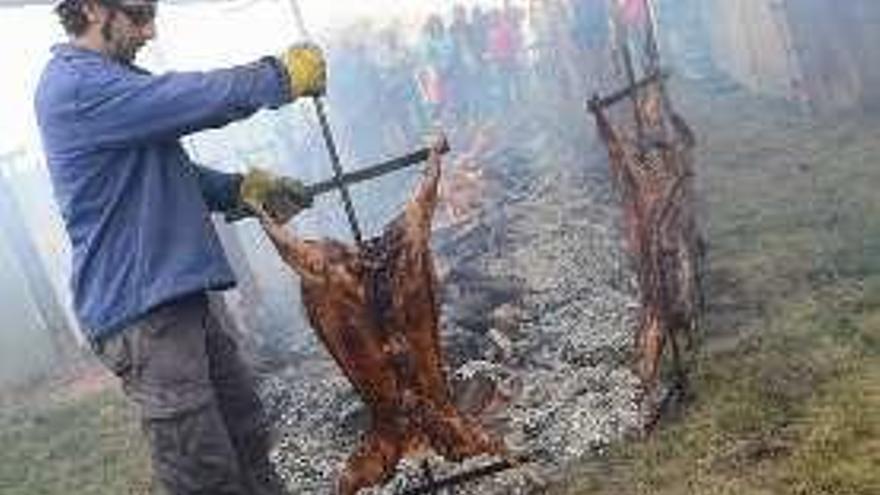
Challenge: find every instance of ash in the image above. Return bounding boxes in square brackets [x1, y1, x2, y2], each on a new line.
[259, 137, 643, 494]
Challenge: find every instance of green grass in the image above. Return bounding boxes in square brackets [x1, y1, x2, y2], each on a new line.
[0, 387, 152, 495]
[557, 287, 879, 495]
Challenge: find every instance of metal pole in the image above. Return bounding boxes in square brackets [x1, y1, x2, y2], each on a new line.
[303, 145, 449, 198]
[614, 0, 644, 141]
[286, 0, 308, 35]
[642, 0, 674, 141]
[285, 0, 364, 245]
[312, 97, 364, 245]
[642, 0, 662, 72]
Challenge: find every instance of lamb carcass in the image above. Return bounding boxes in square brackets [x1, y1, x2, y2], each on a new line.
[260, 145, 503, 494]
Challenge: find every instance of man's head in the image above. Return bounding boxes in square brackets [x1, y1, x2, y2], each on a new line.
[55, 0, 157, 62]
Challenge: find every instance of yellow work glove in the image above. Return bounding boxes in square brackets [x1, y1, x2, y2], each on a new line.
[278, 43, 327, 99]
[240, 168, 313, 224]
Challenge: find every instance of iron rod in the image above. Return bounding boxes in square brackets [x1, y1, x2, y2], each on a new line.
[399, 454, 530, 495]
[304, 143, 449, 197]
[588, 70, 669, 112]
[312, 97, 363, 245]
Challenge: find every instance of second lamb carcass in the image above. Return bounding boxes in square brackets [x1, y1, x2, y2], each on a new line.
[260, 142, 503, 494]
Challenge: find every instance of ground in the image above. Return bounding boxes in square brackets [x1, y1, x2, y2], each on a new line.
[2, 79, 878, 494]
[0, 367, 153, 494]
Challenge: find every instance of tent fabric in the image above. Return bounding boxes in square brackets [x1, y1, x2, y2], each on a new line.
[709, 0, 880, 114]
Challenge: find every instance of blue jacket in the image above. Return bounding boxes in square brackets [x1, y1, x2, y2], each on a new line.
[34, 44, 290, 342]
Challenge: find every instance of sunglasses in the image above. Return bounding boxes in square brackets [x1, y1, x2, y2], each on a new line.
[113, 2, 157, 27]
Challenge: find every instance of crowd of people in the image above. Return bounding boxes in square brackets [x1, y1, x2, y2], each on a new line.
[328, 2, 560, 157]
[320, 1, 698, 159]
[417, 3, 527, 123]
[325, 1, 536, 158]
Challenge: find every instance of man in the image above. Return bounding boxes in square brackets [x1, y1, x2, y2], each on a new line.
[34, 0, 324, 493]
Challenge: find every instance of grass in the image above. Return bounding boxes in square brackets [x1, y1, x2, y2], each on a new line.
[0, 384, 152, 495]
[557, 295, 880, 495]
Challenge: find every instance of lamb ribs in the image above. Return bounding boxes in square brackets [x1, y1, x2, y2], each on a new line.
[261, 150, 502, 494]
[591, 79, 702, 423]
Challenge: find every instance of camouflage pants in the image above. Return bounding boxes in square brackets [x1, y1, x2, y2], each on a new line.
[93, 294, 288, 495]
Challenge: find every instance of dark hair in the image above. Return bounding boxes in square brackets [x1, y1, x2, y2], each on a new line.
[55, 0, 91, 36]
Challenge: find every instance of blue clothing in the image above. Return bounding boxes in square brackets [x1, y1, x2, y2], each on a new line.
[34, 44, 290, 342]
[422, 34, 456, 74]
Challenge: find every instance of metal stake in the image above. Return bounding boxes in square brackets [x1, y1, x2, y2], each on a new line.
[312, 96, 364, 245]
[286, 0, 363, 245]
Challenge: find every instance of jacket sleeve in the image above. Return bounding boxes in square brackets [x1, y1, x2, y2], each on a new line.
[73, 57, 290, 149]
[191, 162, 243, 213]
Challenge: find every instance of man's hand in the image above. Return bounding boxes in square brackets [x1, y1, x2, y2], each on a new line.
[278, 43, 327, 99]
[240, 168, 313, 224]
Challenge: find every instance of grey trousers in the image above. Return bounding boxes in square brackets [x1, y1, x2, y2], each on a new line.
[93, 294, 288, 495]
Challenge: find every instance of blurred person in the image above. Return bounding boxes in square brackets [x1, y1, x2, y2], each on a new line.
[572, 0, 611, 53]
[468, 5, 490, 116]
[654, 0, 718, 82]
[34, 0, 326, 493]
[417, 14, 454, 123]
[373, 26, 423, 148]
[571, 0, 613, 91]
[486, 2, 524, 110]
[448, 4, 479, 123]
[618, 0, 647, 26]
[469, 5, 489, 64]
[529, 0, 588, 102]
[611, 0, 653, 72]
[329, 27, 385, 159]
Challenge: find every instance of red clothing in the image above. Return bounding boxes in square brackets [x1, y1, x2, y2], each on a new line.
[488, 16, 518, 64]
[618, 0, 647, 27]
